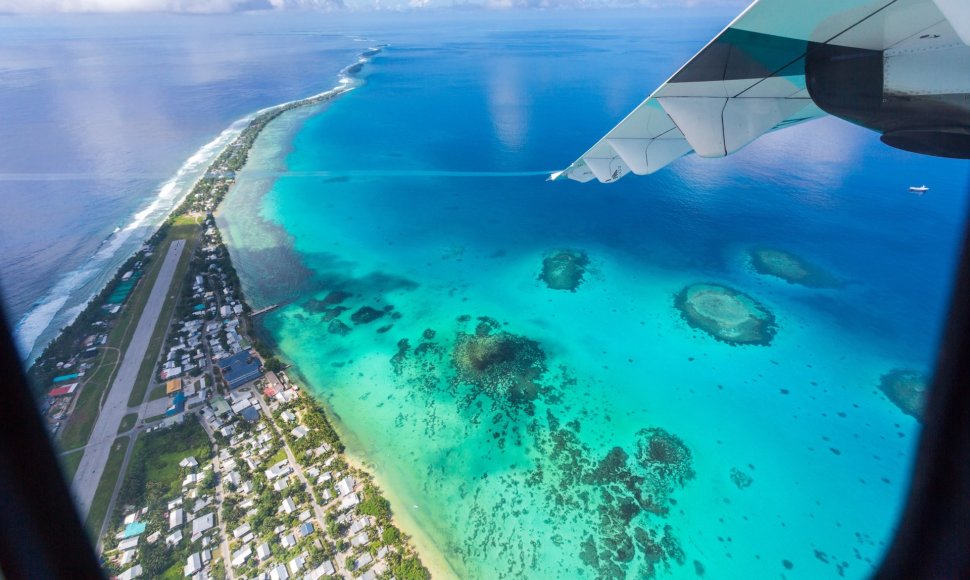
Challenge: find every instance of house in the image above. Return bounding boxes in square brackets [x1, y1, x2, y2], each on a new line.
[165, 530, 183, 546]
[280, 411, 296, 423]
[184, 552, 202, 576]
[289, 555, 306, 574]
[240, 406, 260, 423]
[232, 523, 251, 539]
[351, 531, 369, 547]
[191, 513, 214, 535]
[348, 517, 371, 535]
[269, 564, 290, 580]
[339, 493, 360, 511]
[119, 549, 135, 566]
[179, 456, 198, 469]
[231, 546, 252, 568]
[335, 476, 356, 497]
[291, 426, 308, 439]
[305, 560, 335, 579]
[299, 522, 314, 537]
[265, 460, 292, 480]
[170, 508, 184, 530]
[117, 565, 142, 580]
[256, 542, 271, 560]
[281, 497, 296, 514]
[353, 553, 373, 570]
[273, 477, 289, 492]
[281, 533, 297, 549]
[117, 537, 139, 552]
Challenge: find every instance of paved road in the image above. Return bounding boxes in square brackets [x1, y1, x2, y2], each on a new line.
[72, 239, 186, 517]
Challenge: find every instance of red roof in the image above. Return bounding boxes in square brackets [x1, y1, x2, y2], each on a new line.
[48, 383, 77, 397]
[263, 386, 278, 398]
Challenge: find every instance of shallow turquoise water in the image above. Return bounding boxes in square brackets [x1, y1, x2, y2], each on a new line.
[219, 12, 970, 579]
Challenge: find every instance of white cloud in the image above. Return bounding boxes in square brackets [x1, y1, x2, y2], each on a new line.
[0, 0, 743, 11]
[0, 0, 349, 12]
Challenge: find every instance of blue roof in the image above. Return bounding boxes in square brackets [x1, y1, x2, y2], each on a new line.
[166, 392, 187, 416]
[218, 350, 262, 389]
[240, 406, 260, 423]
[123, 522, 146, 539]
[300, 522, 314, 536]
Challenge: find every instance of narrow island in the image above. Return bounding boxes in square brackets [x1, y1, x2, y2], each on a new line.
[25, 45, 430, 580]
[749, 247, 842, 288]
[674, 283, 778, 346]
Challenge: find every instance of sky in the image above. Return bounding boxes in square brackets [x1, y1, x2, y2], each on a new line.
[0, 0, 747, 13]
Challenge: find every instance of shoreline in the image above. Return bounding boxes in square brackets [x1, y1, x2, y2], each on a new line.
[277, 363, 460, 579]
[210, 45, 452, 577]
[341, 453, 459, 579]
[27, 42, 440, 576]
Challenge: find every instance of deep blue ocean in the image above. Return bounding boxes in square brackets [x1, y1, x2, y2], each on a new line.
[2, 8, 968, 578]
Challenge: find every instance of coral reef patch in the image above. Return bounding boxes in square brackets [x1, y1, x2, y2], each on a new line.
[451, 317, 546, 415]
[749, 247, 842, 288]
[675, 283, 777, 346]
[351, 305, 386, 324]
[384, 316, 696, 578]
[878, 369, 928, 422]
[540, 249, 590, 291]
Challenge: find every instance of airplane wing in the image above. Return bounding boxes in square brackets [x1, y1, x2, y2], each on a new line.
[552, 0, 970, 183]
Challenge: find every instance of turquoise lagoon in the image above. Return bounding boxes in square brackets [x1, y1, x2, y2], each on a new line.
[218, 13, 970, 579]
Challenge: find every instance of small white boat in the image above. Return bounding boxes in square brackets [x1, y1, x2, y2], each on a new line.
[909, 185, 929, 195]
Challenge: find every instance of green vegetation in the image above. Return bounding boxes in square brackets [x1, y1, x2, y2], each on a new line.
[357, 483, 391, 520]
[264, 356, 285, 374]
[118, 413, 138, 434]
[58, 348, 120, 450]
[86, 435, 130, 539]
[284, 395, 344, 455]
[388, 552, 431, 580]
[148, 384, 169, 401]
[117, 418, 211, 509]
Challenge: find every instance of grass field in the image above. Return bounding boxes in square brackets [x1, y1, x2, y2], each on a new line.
[118, 413, 138, 434]
[86, 435, 130, 539]
[58, 348, 121, 451]
[148, 384, 169, 401]
[118, 418, 211, 508]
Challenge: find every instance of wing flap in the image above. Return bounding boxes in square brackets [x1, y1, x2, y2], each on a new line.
[553, 0, 949, 183]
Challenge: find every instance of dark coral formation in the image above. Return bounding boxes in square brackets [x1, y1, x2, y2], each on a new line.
[327, 319, 351, 336]
[450, 317, 546, 414]
[385, 316, 695, 578]
[636, 428, 695, 489]
[730, 467, 753, 490]
[539, 249, 590, 291]
[749, 247, 842, 288]
[675, 283, 777, 346]
[351, 306, 386, 324]
[878, 369, 928, 422]
[536, 413, 693, 578]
